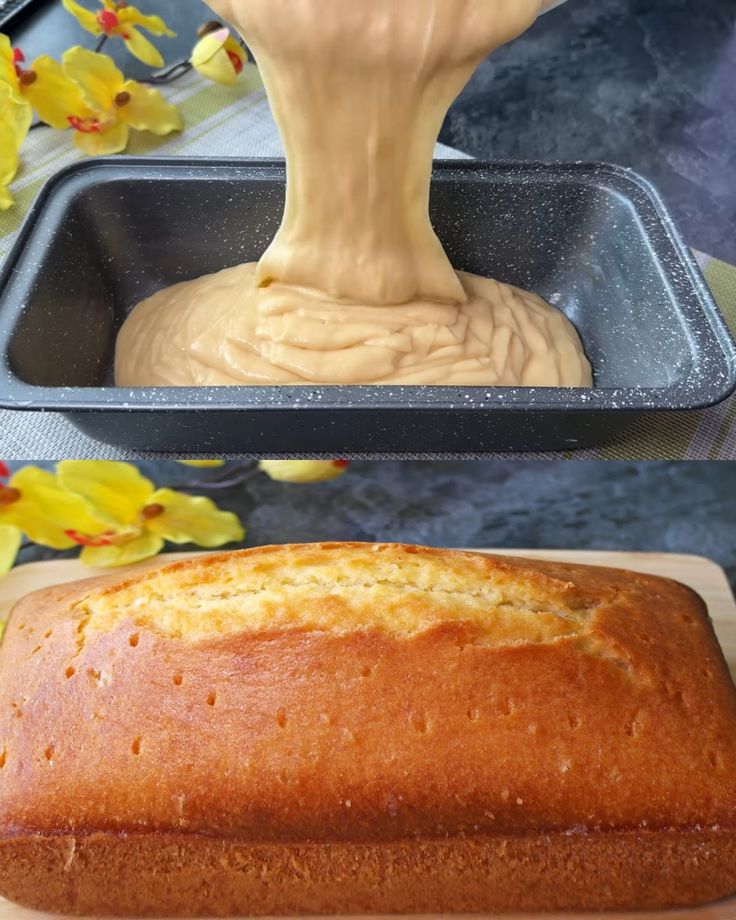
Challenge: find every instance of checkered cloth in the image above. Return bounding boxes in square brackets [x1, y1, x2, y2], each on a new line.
[1, 67, 734, 460]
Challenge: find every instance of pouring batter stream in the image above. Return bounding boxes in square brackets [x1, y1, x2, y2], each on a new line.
[116, 0, 592, 387]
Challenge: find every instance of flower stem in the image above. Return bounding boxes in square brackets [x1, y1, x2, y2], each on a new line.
[142, 60, 193, 85]
[94, 34, 109, 53]
[179, 465, 261, 491]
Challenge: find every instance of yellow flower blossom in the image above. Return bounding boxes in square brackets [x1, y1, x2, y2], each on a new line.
[0, 34, 87, 131]
[0, 466, 104, 549]
[0, 522, 22, 582]
[57, 461, 245, 568]
[0, 47, 31, 144]
[259, 460, 350, 484]
[191, 26, 247, 86]
[0, 121, 19, 211]
[62, 0, 175, 68]
[38, 48, 182, 155]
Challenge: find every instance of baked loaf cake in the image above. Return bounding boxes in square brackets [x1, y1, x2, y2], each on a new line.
[0, 543, 735, 915]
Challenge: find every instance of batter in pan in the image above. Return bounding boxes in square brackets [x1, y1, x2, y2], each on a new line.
[116, 0, 592, 387]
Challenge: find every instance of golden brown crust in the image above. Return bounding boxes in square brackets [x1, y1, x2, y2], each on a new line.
[2, 831, 736, 916]
[72, 541, 614, 642]
[1, 543, 735, 913]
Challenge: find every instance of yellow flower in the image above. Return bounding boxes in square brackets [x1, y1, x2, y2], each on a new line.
[0, 522, 22, 581]
[57, 461, 245, 568]
[0, 44, 32, 144]
[191, 26, 247, 86]
[259, 460, 350, 484]
[0, 120, 19, 211]
[38, 48, 182, 155]
[62, 0, 175, 68]
[0, 466, 104, 549]
[0, 34, 87, 131]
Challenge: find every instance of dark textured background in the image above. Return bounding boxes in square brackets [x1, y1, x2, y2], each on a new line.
[10, 0, 736, 263]
[10, 461, 736, 590]
[439, 0, 736, 264]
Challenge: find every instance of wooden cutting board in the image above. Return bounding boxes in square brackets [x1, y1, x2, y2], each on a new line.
[0, 549, 734, 920]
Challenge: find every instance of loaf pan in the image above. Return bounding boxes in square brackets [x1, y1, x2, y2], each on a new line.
[0, 158, 734, 455]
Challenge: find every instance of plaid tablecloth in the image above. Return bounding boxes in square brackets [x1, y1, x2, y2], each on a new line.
[1, 67, 734, 460]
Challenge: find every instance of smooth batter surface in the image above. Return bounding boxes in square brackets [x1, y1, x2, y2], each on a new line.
[116, 0, 592, 388]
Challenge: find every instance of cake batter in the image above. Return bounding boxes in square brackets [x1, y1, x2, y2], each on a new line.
[116, 0, 591, 388]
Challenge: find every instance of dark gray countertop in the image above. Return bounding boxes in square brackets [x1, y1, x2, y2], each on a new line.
[10, 0, 736, 264]
[11, 461, 736, 591]
[439, 0, 736, 264]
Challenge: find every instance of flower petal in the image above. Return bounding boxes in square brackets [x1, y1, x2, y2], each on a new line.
[190, 28, 227, 65]
[224, 35, 248, 65]
[24, 55, 90, 129]
[0, 122, 19, 190]
[192, 47, 238, 86]
[0, 122, 20, 211]
[191, 30, 246, 86]
[122, 27, 164, 68]
[0, 33, 17, 85]
[258, 460, 350, 483]
[62, 46, 122, 112]
[57, 461, 154, 527]
[145, 488, 244, 547]
[4, 467, 105, 549]
[119, 8, 176, 37]
[0, 80, 32, 147]
[0, 498, 71, 548]
[72, 117, 129, 155]
[120, 80, 182, 134]
[61, 0, 102, 35]
[0, 523, 22, 578]
[80, 531, 164, 568]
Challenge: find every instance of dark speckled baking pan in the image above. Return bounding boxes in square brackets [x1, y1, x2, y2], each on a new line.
[0, 157, 734, 455]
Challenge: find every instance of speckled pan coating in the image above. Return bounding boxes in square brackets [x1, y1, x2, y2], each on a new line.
[0, 159, 733, 454]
